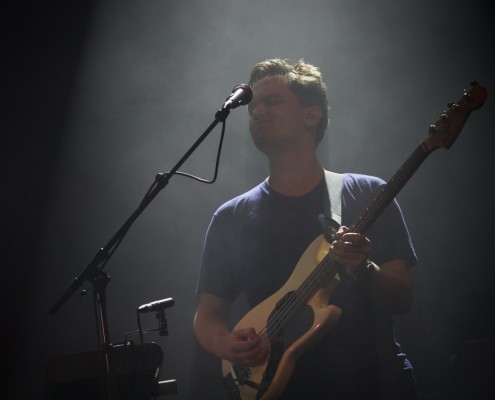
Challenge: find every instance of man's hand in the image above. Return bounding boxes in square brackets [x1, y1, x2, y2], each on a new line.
[221, 327, 269, 367]
[194, 293, 269, 366]
[330, 226, 371, 279]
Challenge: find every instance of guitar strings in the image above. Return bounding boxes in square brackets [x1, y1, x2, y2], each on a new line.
[256, 193, 377, 344]
[257, 253, 336, 345]
[255, 146, 428, 345]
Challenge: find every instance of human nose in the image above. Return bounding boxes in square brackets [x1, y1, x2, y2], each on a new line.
[249, 101, 266, 118]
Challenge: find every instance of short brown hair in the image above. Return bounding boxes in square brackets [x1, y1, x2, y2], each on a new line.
[248, 58, 329, 144]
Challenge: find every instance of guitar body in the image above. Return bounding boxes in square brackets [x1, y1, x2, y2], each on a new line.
[222, 234, 342, 400]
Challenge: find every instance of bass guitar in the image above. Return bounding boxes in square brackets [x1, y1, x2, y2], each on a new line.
[222, 81, 487, 400]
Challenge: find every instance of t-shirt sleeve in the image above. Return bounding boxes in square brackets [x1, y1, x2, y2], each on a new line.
[343, 174, 417, 268]
[370, 196, 417, 268]
[195, 208, 241, 302]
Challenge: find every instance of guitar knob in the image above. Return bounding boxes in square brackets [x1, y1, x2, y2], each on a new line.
[429, 124, 438, 134]
[447, 102, 460, 110]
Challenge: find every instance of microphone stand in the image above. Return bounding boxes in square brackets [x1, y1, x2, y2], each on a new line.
[49, 106, 234, 399]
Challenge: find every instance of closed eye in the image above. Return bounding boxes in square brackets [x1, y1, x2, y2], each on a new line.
[248, 94, 283, 115]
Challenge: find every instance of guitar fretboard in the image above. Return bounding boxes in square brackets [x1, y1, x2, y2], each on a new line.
[350, 144, 430, 235]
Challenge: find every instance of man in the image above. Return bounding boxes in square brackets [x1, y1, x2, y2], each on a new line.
[194, 59, 418, 399]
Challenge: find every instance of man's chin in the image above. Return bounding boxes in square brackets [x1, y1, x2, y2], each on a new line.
[252, 138, 276, 155]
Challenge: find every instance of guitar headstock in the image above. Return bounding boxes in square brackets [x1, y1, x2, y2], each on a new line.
[421, 81, 487, 152]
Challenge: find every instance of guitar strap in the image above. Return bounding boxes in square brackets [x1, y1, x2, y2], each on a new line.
[319, 169, 344, 242]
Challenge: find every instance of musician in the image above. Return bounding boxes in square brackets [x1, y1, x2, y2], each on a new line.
[194, 58, 418, 399]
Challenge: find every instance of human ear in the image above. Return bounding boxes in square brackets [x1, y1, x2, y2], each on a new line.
[305, 106, 322, 128]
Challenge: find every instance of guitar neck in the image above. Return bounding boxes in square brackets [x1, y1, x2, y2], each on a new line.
[348, 81, 488, 236]
[349, 143, 431, 235]
[291, 81, 488, 331]
[300, 81, 486, 303]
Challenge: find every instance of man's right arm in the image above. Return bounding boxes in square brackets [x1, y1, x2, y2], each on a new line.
[194, 292, 268, 366]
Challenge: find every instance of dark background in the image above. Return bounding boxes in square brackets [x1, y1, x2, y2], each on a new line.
[5, 1, 494, 399]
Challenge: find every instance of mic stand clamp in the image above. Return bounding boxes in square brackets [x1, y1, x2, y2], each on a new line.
[214, 107, 231, 123]
[156, 310, 169, 337]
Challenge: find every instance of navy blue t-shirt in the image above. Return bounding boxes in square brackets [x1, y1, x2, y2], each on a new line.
[197, 173, 417, 373]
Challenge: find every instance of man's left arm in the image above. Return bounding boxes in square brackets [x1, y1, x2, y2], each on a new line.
[330, 227, 413, 315]
[357, 258, 413, 315]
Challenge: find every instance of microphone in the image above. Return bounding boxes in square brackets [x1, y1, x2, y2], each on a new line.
[221, 84, 253, 110]
[137, 297, 174, 313]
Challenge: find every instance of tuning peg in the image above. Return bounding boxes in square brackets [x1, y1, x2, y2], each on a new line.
[429, 124, 438, 134]
[469, 80, 479, 87]
[447, 101, 460, 110]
